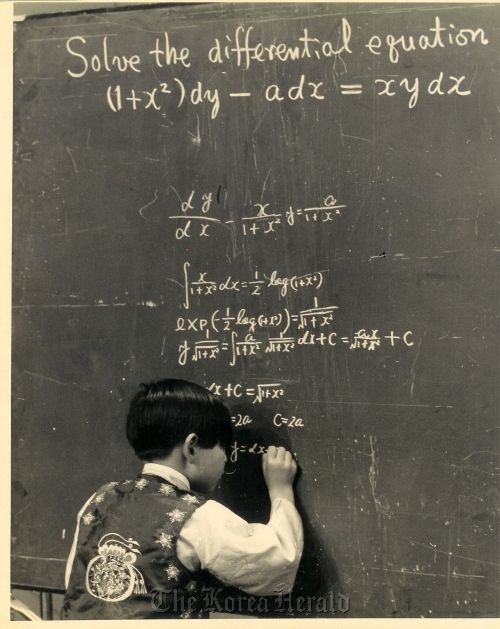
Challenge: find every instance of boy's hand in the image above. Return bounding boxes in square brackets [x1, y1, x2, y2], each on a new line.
[262, 446, 297, 503]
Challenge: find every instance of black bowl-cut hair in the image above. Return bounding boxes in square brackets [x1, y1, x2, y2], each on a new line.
[126, 378, 233, 461]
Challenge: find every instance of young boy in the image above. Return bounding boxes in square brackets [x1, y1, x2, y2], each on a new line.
[62, 379, 303, 619]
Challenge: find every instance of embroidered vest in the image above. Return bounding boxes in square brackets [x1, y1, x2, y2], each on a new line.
[61, 474, 215, 619]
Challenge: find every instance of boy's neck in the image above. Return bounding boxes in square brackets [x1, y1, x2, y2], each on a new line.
[148, 450, 191, 483]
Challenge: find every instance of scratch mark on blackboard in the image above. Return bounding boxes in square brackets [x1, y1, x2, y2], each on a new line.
[25, 33, 118, 43]
[260, 167, 272, 203]
[369, 436, 392, 517]
[463, 451, 500, 461]
[474, 207, 480, 237]
[72, 226, 107, 235]
[23, 76, 54, 81]
[466, 354, 479, 365]
[23, 370, 90, 391]
[405, 537, 500, 567]
[367, 567, 485, 579]
[469, 65, 480, 91]
[138, 189, 158, 218]
[13, 303, 127, 309]
[410, 332, 425, 399]
[165, 277, 183, 289]
[339, 120, 345, 147]
[279, 102, 288, 145]
[342, 134, 371, 143]
[252, 106, 269, 137]
[287, 399, 453, 409]
[66, 146, 78, 173]
[445, 520, 453, 589]
[15, 555, 65, 562]
[161, 335, 166, 357]
[251, 137, 258, 171]
[332, 50, 347, 75]
[169, 185, 183, 205]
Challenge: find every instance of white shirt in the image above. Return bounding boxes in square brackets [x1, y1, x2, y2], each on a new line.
[65, 463, 304, 596]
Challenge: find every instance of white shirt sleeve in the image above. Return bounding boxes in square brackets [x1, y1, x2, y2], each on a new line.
[64, 492, 97, 589]
[176, 497, 303, 596]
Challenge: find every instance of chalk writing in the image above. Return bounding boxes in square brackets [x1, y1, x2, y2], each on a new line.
[63, 17, 489, 115]
[170, 192, 346, 240]
[65, 18, 488, 75]
[176, 286, 414, 365]
[177, 328, 414, 366]
[182, 261, 326, 309]
[229, 441, 268, 464]
[229, 441, 299, 463]
[209, 382, 286, 404]
[103, 72, 475, 116]
[175, 297, 337, 337]
[231, 413, 252, 427]
[273, 413, 305, 429]
[363, 17, 488, 64]
[229, 413, 305, 428]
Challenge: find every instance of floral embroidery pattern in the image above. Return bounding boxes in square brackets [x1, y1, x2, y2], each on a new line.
[186, 580, 197, 593]
[181, 494, 199, 504]
[167, 508, 186, 523]
[164, 563, 181, 580]
[155, 531, 174, 550]
[135, 478, 149, 490]
[93, 494, 105, 505]
[82, 512, 96, 525]
[86, 533, 146, 602]
[159, 483, 175, 496]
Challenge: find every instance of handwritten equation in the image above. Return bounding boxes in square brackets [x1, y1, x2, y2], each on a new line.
[62, 17, 490, 116]
[104, 71, 475, 117]
[178, 329, 414, 366]
[228, 440, 300, 463]
[230, 412, 305, 429]
[176, 297, 338, 336]
[209, 382, 286, 404]
[170, 191, 346, 240]
[229, 440, 268, 463]
[176, 296, 414, 365]
[182, 261, 326, 308]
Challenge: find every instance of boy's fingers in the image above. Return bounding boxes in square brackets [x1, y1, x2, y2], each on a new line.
[264, 445, 296, 463]
[267, 445, 277, 457]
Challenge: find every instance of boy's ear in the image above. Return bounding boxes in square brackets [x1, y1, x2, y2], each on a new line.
[182, 433, 199, 460]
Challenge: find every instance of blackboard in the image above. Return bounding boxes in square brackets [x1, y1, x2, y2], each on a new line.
[12, 2, 500, 617]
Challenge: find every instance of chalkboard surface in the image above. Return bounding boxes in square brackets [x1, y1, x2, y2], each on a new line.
[12, 2, 499, 617]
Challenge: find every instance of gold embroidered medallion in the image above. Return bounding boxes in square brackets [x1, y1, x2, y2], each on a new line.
[85, 533, 147, 602]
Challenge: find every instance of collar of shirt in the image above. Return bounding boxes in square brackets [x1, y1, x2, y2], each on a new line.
[141, 462, 191, 491]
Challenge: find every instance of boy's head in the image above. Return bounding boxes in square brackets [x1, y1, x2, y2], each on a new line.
[126, 379, 233, 492]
